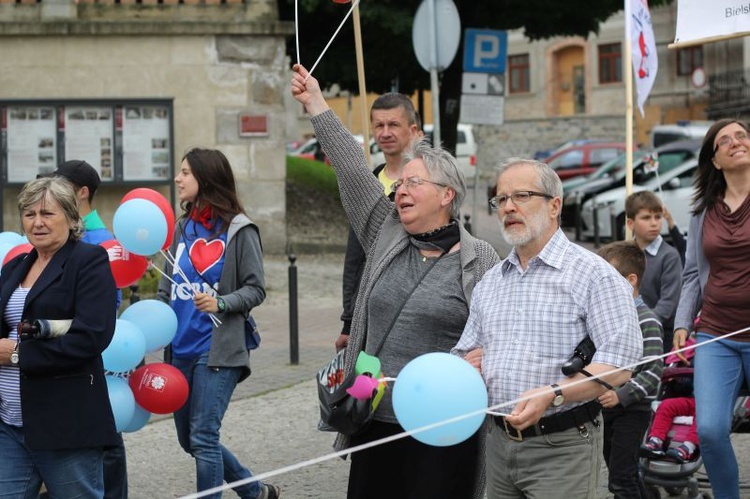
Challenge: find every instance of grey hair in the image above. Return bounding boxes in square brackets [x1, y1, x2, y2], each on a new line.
[402, 138, 466, 219]
[18, 176, 84, 241]
[495, 157, 563, 199]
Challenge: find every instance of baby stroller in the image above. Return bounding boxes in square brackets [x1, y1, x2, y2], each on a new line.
[639, 363, 750, 498]
[639, 365, 706, 499]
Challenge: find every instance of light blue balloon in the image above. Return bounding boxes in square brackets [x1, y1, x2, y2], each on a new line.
[103, 319, 147, 374]
[106, 375, 136, 433]
[119, 300, 178, 353]
[113, 199, 167, 256]
[123, 403, 151, 433]
[0, 242, 15, 269]
[0, 231, 24, 247]
[393, 352, 488, 447]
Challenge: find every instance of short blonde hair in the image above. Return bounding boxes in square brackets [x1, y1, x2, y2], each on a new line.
[18, 176, 84, 241]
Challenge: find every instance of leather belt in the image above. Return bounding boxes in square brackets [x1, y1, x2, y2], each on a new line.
[493, 399, 602, 442]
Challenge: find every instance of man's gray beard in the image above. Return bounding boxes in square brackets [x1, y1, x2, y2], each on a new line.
[497, 210, 549, 247]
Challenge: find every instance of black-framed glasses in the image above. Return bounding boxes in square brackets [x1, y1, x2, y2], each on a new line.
[390, 176, 447, 194]
[488, 191, 552, 210]
[714, 130, 750, 152]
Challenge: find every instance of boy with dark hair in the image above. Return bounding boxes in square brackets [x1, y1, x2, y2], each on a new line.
[598, 241, 664, 499]
[625, 190, 683, 352]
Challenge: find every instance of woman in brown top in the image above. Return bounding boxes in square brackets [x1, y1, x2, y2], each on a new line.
[673, 118, 750, 499]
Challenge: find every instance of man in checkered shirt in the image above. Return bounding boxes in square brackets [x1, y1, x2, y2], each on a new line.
[454, 158, 643, 498]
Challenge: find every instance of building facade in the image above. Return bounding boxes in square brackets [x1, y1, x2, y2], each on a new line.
[0, 0, 294, 253]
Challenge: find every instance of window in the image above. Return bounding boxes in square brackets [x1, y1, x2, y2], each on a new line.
[598, 43, 622, 84]
[508, 54, 530, 93]
[677, 46, 703, 76]
[589, 148, 621, 166]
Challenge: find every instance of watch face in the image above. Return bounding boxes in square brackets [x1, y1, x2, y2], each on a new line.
[10, 352, 19, 365]
[553, 395, 564, 407]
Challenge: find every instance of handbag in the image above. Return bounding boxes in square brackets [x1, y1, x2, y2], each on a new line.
[316, 255, 441, 435]
[244, 314, 261, 350]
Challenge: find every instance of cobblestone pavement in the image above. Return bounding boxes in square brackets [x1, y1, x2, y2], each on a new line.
[124, 188, 750, 498]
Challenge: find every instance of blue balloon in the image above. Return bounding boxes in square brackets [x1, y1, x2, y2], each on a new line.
[106, 375, 136, 432]
[113, 199, 167, 256]
[123, 403, 151, 433]
[393, 352, 488, 447]
[119, 300, 178, 353]
[0, 231, 24, 247]
[103, 320, 147, 373]
[0, 242, 15, 269]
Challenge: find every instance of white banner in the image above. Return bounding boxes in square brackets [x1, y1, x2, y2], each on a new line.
[674, 0, 750, 46]
[626, 0, 658, 116]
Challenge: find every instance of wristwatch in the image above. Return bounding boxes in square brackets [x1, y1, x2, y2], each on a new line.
[9, 342, 19, 366]
[550, 383, 564, 407]
[216, 297, 226, 313]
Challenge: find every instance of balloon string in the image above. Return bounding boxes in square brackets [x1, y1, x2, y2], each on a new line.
[155, 251, 222, 327]
[305, 0, 360, 81]
[177, 324, 750, 499]
[294, 0, 300, 65]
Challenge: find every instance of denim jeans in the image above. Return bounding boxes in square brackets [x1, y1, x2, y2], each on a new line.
[172, 353, 261, 499]
[693, 332, 750, 499]
[0, 421, 104, 498]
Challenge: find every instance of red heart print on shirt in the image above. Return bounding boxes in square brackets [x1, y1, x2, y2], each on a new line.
[189, 238, 225, 275]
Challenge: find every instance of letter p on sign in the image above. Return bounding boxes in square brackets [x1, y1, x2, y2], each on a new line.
[463, 29, 507, 74]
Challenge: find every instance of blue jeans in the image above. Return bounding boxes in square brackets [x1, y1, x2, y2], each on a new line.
[172, 353, 261, 499]
[0, 421, 104, 498]
[693, 332, 750, 499]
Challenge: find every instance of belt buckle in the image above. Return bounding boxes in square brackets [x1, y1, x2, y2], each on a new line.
[502, 418, 523, 442]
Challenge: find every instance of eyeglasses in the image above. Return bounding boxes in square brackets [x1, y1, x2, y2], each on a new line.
[488, 191, 552, 210]
[714, 131, 750, 151]
[390, 176, 447, 194]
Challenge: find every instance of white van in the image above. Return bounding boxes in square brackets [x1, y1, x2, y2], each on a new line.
[650, 121, 712, 148]
[369, 123, 477, 183]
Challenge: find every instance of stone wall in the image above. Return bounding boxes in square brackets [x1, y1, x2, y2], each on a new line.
[474, 115, 627, 184]
[0, 0, 294, 253]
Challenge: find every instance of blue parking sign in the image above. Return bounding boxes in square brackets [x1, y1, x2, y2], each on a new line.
[463, 29, 507, 74]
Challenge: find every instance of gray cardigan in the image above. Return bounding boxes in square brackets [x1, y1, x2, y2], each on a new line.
[311, 111, 500, 455]
[158, 214, 265, 381]
[674, 210, 708, 332]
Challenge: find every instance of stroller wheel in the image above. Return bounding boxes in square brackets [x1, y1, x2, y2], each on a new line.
[665, 486, 684, 496]
[643, 485, 661, 499]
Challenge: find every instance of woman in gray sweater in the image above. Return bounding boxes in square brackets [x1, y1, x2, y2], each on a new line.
[292, 64, 499, 499]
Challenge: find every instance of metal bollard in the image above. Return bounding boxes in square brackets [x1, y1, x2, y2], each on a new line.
[288, 253, 299, 365]
[463, 214, 472, 235]
[574, 191, 582, 242]
[129, 284, 140, 305]
[593, 203, 600, 248]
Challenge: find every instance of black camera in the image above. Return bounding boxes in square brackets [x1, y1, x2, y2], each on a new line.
[18, 319, 72, 340]
[561, 336, 596, 376]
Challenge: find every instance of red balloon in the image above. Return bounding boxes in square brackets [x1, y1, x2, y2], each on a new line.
[129, 363, 188, 414]
[3, 243, 33, 266]
[121, 188, 175, 250]
[100, 239, 148, 288]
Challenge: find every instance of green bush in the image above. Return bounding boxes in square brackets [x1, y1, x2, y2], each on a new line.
[286, 156, 340, 201]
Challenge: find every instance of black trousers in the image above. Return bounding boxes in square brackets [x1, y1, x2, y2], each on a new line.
[347, 420, 479, 499]
[602, 406, 651, 499]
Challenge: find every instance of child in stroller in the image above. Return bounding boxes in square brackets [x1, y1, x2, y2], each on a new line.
[639, 339, 706, 499]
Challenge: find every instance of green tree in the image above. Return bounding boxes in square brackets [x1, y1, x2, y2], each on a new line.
[280, 0, 670, 153]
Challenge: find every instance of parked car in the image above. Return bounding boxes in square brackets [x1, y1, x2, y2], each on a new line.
[369, 123, 477, 183]
[650, 120, 712, 148]
[561, 139, 701, 227]
[546, 141, 629, 181]
[289, 135, 364, 164]
[533, 138, 616, 161]
[578, 157, 698, 240]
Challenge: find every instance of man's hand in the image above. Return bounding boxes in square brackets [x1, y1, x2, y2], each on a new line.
[598, 390, 620, 409]
[504, 386, 555, 431]
[464, 348, 483, 374]
[335, 334, 349, 352]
